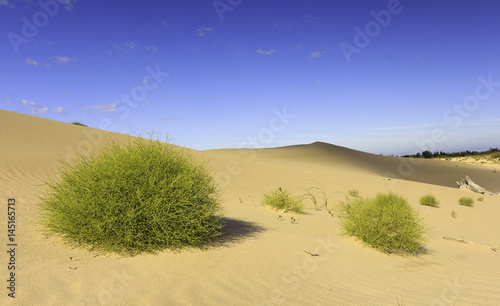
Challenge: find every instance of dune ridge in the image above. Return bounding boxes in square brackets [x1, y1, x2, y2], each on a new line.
[209, 141, 498, 193]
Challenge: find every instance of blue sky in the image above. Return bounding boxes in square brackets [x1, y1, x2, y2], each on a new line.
[1, 0, 499, 155]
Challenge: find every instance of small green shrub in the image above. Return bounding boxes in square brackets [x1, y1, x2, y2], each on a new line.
[263, 188, 304, 213]
[71, 121, 88, 127]
[450, 211, 457, 218]
[477, 197, 484, 202]
[38, 136, 224, 255]
[491, 152, 500, 160]
[419, 194, 439, 208]
[338, 192, 427, 255]
[458, 197, 474, 207]
[348, 189, 360, 197]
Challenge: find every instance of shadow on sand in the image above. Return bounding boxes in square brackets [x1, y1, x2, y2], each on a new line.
[209, 217, 266, 248]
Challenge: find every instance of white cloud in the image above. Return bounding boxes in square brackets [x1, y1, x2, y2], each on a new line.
[20, 99, 63, 115]
[0, 0, 14, 8]
[21, 99, 37, 106]
[110, 41, 142, 52]
[31, 107, 48, 115]
[257, 48, 276, 56]
[295, 44, 303, 50]
[302, 14, 321, 23]
[3, 98, 13, 104]
[125, 41, 137, 50]
[60, 0, 77, 11]
[51, 55, 75, 64]
[25, 58, 51, 68]
[53, 107, 68, 114]
[84, 104, 118, 113]
[311, 51, 323, 58]
[197, 27, 214, 37]
[135, 23, 157, 32]
[25, 58, 39, 66]
[157, 116, 170, 122]
[162, 20, 168, 27]
[144, 46, 158, 52]
[21, 99, 49, 114]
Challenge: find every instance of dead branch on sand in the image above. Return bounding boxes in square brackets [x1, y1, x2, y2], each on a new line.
[456, 175, 498, 195]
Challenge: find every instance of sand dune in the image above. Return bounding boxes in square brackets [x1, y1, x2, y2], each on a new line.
[1, 109, 499, 305]
[233, 142, 499, 193]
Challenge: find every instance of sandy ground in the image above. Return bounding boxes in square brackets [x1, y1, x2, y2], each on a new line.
[1, 109, 499, 305]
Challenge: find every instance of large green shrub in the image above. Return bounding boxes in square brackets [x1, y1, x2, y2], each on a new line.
[339, 192, 427, 255]
[38, 136, 224, 254]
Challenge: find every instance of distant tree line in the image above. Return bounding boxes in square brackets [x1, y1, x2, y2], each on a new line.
[401, 148, 499, 159]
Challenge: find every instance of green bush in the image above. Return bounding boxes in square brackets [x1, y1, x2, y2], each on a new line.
[458, 197, 474, 207]
[338, 192, 427, 255]
[263, 188, 304, 213]
[348, 189, 360, 197]
[70, 121, 88, 127]
[38, 136, 224, 255]
[477, 197, 484, 202]
[419, 194, 439, 208]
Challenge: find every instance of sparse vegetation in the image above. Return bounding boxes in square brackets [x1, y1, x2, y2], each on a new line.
[38, 136, 224, 255]
[401, 148, 499, 159]
[304, 186, 328, 210]
[450, 211, 457, 218]
[491, 152, 500, 160]
[458, 197, 474, 207]
[419, 194, 439, 208]
[338, 192, 427, 255]
[303, 184, 345, 211]
[477, 197, 484, 202]
[70, 121, 88, 127]
[348, 189, 360, 198]
[397, 295, 404, 306]
[262, 187, 304, 213]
